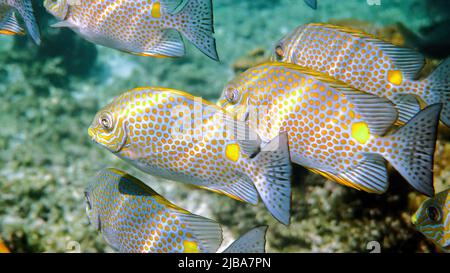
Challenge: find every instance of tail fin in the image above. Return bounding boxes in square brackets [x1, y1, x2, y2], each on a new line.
[176, 0, 219, 61]
[304, 0, 317, 9]
[383, 104, 442, 196]
[250, 132, 292, 225]
[222, 226, 267, 253]
[11, 0, 41, 45]
[424, 58, 450, 127]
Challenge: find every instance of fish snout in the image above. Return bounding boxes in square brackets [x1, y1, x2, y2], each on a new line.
[88, 127, 96, 142]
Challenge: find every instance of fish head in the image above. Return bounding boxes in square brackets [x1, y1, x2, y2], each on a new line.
[412, 189, 450, 249]
[272, 25, 306, 63]
[217, 68, 263, 122]
[88, 101, 128, 154]
[44, 0, 70, 20]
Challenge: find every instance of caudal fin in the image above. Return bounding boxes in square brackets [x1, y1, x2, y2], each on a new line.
[383, 104, 442, 196]
[176, 0, 219, 61]
[222, 226, 267, 253]
[304, 0, 317, 9]
[251, 132, 292, 225]
[424, 58, 450, 127]
[11, 0, 40, 45]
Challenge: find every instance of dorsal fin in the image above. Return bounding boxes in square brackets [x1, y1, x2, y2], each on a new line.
[108, 168, 190, 213]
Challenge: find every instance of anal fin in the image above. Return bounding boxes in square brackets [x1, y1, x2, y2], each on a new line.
[338, 154, 389, 194]
[201, 175, 259, 205]
[141, 29, 185, 58]
[391, 94, 421, 125]
[0, 12, 24, 36]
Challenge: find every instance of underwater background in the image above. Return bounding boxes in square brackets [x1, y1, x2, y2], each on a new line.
[0, 0, 449, 253]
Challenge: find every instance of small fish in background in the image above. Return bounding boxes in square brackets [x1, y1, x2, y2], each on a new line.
[304, 0, 317, 9]
[88, 87, 292, 225]
[0, 238, 9, 253]
[0, 0, 40, 44]
[218, 62, 441, 197]
[273, 23, 450, 126]
[412, 188, 450, 252]
[397, 21, 450, 60]
[44, 0, 219, 60]
[85, 168, 267, 253]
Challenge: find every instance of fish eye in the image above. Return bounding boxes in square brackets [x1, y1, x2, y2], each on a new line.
[225, 88, 240, 104]
[275, 45, 284, 60]
[99, 113, 113, 131]
[426, 206, 442, 222]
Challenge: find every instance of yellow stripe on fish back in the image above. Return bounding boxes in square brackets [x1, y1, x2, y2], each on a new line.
[307, 23, 386, 42]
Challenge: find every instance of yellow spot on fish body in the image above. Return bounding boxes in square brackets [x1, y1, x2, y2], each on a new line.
[151, 2, 162, 18]
[225, 144, 240, 162]
[351, 122, 370, 144]
[387, 70, 403, 85]
[183, 240, 199, 253]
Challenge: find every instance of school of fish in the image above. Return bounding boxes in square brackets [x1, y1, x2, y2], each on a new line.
[0, 0, 448, 253]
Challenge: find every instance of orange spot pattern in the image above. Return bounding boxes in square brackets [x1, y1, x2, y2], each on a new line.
[278, 24, 431, 106]
[92, 87, 256, 200]
[67, 0, 190, 55]
[222, 64, 400, 189]
[86, 169, 201, 253]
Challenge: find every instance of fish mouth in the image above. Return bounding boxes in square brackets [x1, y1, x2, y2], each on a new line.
[87, 127, 97, 143]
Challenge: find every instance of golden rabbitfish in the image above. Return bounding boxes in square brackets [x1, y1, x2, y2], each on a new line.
[274, 23, 450, 126]
[86, 168, 267, 253]
[88, 87, 292, 224]
[412, 188, 450, 252]
[0, 0, 40, 44]
[44, 0, 218, 60]
[218, 62, 441, 196]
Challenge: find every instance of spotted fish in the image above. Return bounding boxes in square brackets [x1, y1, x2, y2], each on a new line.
[412, 188, 450, 252]
[274, 23, 450, 126]
[85, 168, 267, 253]
[218, 62, 441, 196]
[44, 0, 219, 60]
[0, 0, 40, 44]
[88, 87, 292, 224]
